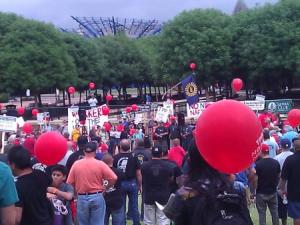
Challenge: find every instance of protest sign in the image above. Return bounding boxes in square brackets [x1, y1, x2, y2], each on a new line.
[155, 106, 169, 123]
[68, 106, 79, 135]
[243, 101, 265, 111]
[0, 115, 17, 132]
[265, 99, 292, 113]
[186, 102, 206, 118]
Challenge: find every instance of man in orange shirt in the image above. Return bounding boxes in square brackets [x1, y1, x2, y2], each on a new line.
[67, 142, 117, 225]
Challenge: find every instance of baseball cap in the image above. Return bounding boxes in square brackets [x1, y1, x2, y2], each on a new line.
[261, 144, 269, 153]
[280, 138, 291, 149]
[84, 142, 97, 153]
[152, 145, 163, 158]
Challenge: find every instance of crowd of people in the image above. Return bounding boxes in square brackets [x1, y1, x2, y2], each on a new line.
[0, 109, 300, 225]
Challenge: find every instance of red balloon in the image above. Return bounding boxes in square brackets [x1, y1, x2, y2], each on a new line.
[205, 102, 213, 109]
[68, 86, 75, 94]
[170, 115, 176, 121]
[130, 128, 136, 136]
[34, 132, 67, 166]
[126, 106, 132, 113]
[231, 78, 244, 92]
[102, 106, 110, 116]
[23, 122, 33, 134]
[89, 82, 95, 89]
[106, 95, 113, 102]
[103, 122, 111, 132]
[287, 109, 300, 127]
[17, 107, 25, 116]
[195, 100, 262, 174]
[190, 62, 196, 70]
[132, 104, 138, 112]
[32, 109, 39, 117]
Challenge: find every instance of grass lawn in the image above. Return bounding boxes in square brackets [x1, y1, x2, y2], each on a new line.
[123, 205, 293, 225]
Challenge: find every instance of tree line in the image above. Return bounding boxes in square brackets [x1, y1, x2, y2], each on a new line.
[0, 0, 299, 104]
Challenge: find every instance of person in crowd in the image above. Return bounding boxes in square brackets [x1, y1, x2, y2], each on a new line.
[155, 121, 169, 152]
[141, 145, 173, 225]
[263, 129, 279, 158]
[102, 153, 124, 225]
[279, 139, 300, 225]
[275, 138, 293, 225]
[173, 140, 253, 225]
[113, 139, 142, 225]
[0, 161, 18, 225]
[133, 129, 144, 147]
[88, 93, 98, 108]
[180, 121, 194, 151]
[168, 138, 186, 168]
[89, 126, 98, 141]
[254, 143, 280, 225]
[282, 125, 299, 147]
[4, 134, 16, 154]
[23, 134, 36, 157]
[47, 165, 74, 225]
[66, 136, 88, 172]
[58, 141, 74, 166]
[59, 120, 69, 135]
[67, 142, 117, 225]
[71, 125, 80, 143]
[169, 117, 180, 147]
[8, 145, 53, 225]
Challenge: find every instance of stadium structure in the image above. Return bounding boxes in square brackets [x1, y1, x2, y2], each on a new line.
[61, 16, 162, 38]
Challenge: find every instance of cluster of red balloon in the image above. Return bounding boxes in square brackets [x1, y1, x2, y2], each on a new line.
[287, 109, 300, 127]
[125, 104, 138, 114]
[195, 100, 262, 174]
[34, 132, 67, 166]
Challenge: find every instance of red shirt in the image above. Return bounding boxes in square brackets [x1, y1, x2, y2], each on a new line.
[258, 113, 270, 128]
[168, 146, 186, 167]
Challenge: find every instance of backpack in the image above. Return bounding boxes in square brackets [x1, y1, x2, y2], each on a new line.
[195, 191, 253, 225]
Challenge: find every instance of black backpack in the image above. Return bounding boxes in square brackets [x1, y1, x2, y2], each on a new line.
[195, 191, 253, 225]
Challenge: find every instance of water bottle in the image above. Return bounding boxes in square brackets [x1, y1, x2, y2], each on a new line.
[283, 194, 288, 205]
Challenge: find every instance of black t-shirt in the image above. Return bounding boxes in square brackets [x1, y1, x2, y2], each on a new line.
[113, 152, 141, 180]
[104, 167, 125, 211]
[155, 126, 168, 141]
[141, 159, 173, 205]
[134, 147, 152, 165]
[281, 151, 300, 201]
[169, 124, 180, 140]
[255, 158, 280, 194]
[162, 159, 182, 193]
[66, 150, 84, 172]
[15, 170, 53, 225]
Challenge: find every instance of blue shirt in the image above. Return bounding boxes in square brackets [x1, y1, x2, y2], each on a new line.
[283, 131, 299, 145]
[0, 162, 19, 207]
[263, 140, 279, 158]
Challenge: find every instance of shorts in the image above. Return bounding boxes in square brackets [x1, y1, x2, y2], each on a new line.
[278, 194, 288, 219]
[288, 201, 300, 219]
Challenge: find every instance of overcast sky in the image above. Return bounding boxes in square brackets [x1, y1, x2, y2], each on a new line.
[0, 0, 277, 28]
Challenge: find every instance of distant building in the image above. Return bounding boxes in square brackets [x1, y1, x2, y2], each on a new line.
[233, 0, 249, 15]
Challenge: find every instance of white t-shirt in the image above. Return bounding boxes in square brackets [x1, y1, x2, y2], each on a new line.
[88, 97, 98, 107]
[274, 151, 294, 169]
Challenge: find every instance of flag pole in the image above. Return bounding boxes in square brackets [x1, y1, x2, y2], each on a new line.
[161, 81, 182, 100]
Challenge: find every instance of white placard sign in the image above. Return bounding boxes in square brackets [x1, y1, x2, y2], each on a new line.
[255, 94, 266, 101]
[68, 106, 79, 135]
[243, 101, 265, 111]
[155, 106, 169, 123]
[37, 113, 44, 125]
[187, 102, 206, 118]
[0, 115, 17, 132]
[134, 113, 143, 125]
[163, 101, 174, 116]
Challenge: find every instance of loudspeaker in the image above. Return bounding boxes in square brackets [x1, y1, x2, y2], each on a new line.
[78, 108, 86, 121]
[177, 112, 185, 126]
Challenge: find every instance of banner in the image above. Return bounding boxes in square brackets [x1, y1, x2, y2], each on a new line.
[68, 106, 79, 135]
[155, 106, 169, 123]
[243, 101, 265, 111]
[265, 99, 292, 113]
[0, 115, 17, 132]
[187, 102, 206, 118]
[182, 75, 199, 106]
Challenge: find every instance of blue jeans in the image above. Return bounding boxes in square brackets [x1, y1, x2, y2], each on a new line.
[104, 206, 123, 225]
[77, 193, 106, 225]
[121, 180, 141, 225]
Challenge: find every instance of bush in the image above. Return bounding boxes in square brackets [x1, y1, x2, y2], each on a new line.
[0, 93, 9, 103]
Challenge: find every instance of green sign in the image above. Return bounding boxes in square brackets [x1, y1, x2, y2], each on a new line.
[265, 99, 293, 113]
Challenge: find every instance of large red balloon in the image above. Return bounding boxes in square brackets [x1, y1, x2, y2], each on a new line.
[287, 109, 300, 127]
[126, 106, 132, 113]
[106, 95, 113, 102]
[102, 106, 110, 116]
[68, 86, 75, 94]
[32, 108, 39, 117]
[23, 122, 33, 134]
[231, 78, 244, 92]
[34, 132, 67, 166]
[195, 100, 262, 174]
[89, 82, 95, 90]
[17, 107, 25, 116]
[132, 104, 138, 112]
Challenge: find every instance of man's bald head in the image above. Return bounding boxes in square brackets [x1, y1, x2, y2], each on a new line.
[293, 139, 300, 152]
[120, 139, 131, 152]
